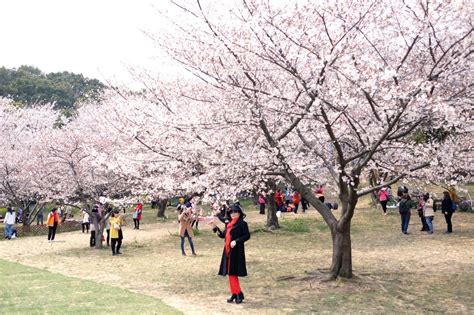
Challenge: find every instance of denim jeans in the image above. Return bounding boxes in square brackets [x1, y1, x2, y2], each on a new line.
[400, 212, 411, 233]
[425, 216, 434, 233]
[4, 224, 13, 238]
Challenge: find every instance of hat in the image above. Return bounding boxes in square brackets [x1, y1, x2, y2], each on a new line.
[229, 203, 245, 217]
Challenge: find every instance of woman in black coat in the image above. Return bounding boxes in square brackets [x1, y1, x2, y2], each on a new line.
[210, 203, 250, 304]
[441, 191, 455, 233]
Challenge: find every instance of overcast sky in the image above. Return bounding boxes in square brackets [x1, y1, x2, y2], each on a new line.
[0, 0, 172, 85]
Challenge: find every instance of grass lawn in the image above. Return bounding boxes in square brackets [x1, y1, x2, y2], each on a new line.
[0, 258, 180, 314]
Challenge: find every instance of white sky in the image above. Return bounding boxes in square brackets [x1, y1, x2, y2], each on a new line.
[0, 0, 172, 85]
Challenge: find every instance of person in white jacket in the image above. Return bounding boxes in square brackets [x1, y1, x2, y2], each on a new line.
[4, 207, 16, 240]
[423, 194, 435, 234]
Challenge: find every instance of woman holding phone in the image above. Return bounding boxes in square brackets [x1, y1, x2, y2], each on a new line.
[209, 203, 250, 304]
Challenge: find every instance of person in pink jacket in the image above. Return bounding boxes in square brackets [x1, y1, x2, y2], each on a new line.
[133, 202, 143, 229]
[378, 186, 389, 215]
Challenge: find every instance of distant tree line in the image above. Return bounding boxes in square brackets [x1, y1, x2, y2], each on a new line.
[0, 65, 105, 113]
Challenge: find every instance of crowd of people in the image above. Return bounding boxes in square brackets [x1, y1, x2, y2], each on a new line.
[375, 185, 459, 235]
[1, 185, 467, 305]
[259, 185, 337, 217]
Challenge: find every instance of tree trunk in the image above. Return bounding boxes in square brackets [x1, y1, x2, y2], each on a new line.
[329, 223, 352, 279]
[157, 199, 168, 217]
[266, 180, 279, 229]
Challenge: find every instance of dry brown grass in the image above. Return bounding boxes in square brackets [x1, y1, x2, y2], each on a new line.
[0, 204, 473, 314]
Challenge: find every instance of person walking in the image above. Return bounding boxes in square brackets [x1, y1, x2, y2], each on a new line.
[398, 192, 411, 235]
[209, 204, 250, 304]
[46, 208, 60, 242]
[441, 191, 455, 234]
[301, 196, 309, 212]
[258, 194, 266, 215]
[293, 191, 300, 214]
[81, 209, 90, 233]
[423, 193, 435, 234]
[4, 207, 16, 240]
[178, 205, 196, 256]
[36, 207, 44, 225]
[109, 210, 123, 256]
[378, 186, 389, 215]
[133, 201, 143, 229]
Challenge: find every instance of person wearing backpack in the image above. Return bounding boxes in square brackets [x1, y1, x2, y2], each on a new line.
[441, 191, 455, 234]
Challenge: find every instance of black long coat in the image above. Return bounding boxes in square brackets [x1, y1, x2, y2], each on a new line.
[214, 217, 250, 277]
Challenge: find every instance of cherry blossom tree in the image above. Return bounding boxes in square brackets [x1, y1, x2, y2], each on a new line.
[148, 0, 473, 279]
[0, 98, 59, 227]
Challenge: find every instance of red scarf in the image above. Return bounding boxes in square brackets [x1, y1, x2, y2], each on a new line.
[225, 217, 239, 255]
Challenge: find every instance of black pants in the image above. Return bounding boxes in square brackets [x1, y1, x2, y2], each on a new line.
[106, 229, 110, 246]
[191, 219, 199, 230]
[444, 212, 453, 232]
[82, 222, 90, 233]
[48, 224, 57, 241]
[420, 215, 429, 231]
[380, 200, 388, 213]
[37, 215, 43, 225]
[259, 203, 265, 214]
[111, 238, 122, 254]
[90, 231, 96, 247]
[133, 219, 140, 229]
[301, 200, 308, 212]
[293, 203, 299, 213]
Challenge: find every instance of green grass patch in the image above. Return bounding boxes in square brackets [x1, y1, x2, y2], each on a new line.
[0, 258, 180, 314]
[280, 217, 311, 232]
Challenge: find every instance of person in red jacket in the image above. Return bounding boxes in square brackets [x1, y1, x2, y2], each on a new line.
[47, 208, 60, 242]
[275, 189, 284, 212]
[315, 185, 325, 203]
[378, 186, 390, 215]
[257, 194, 266, 215]
[133, 201, 143, 229]
[293, 191, 300, 213]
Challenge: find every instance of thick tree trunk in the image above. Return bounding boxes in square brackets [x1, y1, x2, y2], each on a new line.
[266, 180, 279, 229]
[329, 223, 352, 279]
[157, 199, 168, 217]
[95, 220, 103, 249]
